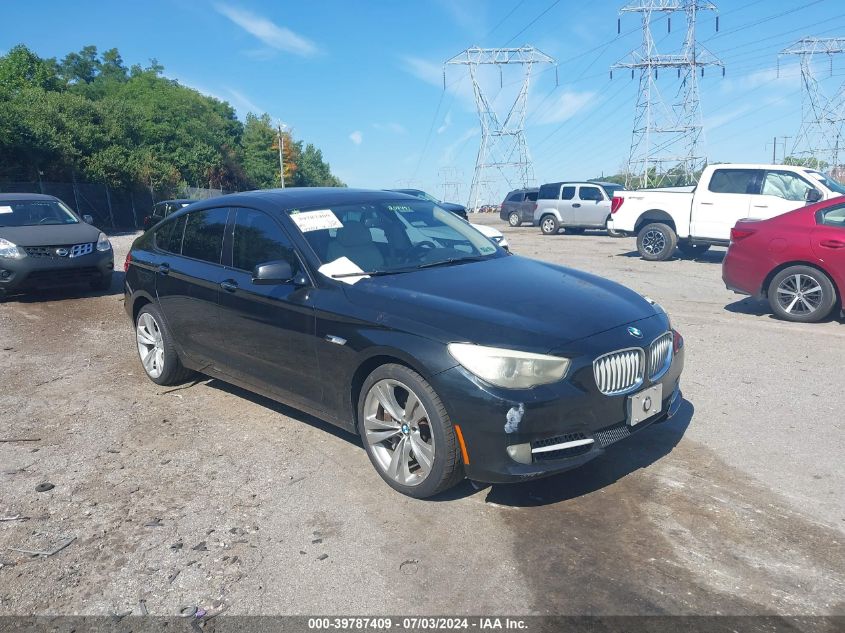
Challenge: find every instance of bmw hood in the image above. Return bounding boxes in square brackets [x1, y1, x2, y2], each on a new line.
[0, 223, 101, 247]
[344, 255, 661, 353]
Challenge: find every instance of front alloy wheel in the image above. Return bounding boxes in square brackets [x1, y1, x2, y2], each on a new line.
[358, 364, 463, 498]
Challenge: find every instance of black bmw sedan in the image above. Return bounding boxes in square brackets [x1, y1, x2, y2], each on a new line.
[124, 188, 684, 498]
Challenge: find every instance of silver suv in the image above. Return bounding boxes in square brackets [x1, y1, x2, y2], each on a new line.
[534, 181, 623, 236]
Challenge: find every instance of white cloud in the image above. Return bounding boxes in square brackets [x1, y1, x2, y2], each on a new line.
[349, 130, 363, 145]
[440, 127, 478, 164]
[532, 91, 596, 125]
[373, 122, 407, 134]
[225, 88, 263, 116]
[402, 55, 443, 87]
[214, 3, 318, 57]
[437, 111, 452, 135]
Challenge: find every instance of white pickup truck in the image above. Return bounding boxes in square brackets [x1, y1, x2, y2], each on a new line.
[607, 163, 845, 260]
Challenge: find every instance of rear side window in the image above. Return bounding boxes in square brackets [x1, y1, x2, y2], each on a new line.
[525, 191, 538, 201]
[820, 204, 845, 227]
[561, 186, 576, 201]
[231, 207, 298, 273]
[506, 192, 523, 202]
[708, 169, 760, 194]
[181, 208, 229, 264]
[538, 184, 560, 200]
[579, 186, 603, 201]
[155, 215, 187, 254]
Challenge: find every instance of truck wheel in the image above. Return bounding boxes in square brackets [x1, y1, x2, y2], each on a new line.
[508, 212, 522, 227]
[637, 223, 677, 261]
[767, 266, 837, 323]
[606, 216, 624, 238]
[677, 242, 711, 258]
[540, 215, 559, 235]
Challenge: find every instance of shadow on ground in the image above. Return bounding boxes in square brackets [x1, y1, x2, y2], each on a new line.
[1, 271, 125, 303]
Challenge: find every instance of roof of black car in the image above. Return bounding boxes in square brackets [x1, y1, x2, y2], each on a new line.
[0, 193, 60, 201]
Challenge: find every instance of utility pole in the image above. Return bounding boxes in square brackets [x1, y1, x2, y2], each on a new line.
[277, 121, 287, 189]
[780, 38, 845, 171]
[612, 1, 723, 189]
[765, 135, 792, 163]
[444, 46, 557, 212]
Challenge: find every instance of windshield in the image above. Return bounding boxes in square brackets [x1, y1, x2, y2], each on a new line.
[288, 199, 502, 276]
[806, 170, 845, 195]
[0, 200, 79, 227]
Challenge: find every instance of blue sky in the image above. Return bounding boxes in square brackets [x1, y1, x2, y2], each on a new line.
[3, 0, 845, 202]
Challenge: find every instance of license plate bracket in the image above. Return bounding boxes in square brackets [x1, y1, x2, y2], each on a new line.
[627, 383, 663, 427]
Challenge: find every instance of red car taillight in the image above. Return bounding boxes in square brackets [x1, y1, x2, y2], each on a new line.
[124, 252, 132, 273]
[672, 329, 684, 353]
[611, 196, 624, 214]
[730, 227, 755, 242]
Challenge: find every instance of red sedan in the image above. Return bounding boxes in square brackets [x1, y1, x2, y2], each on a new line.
[722, 196, 845, 322]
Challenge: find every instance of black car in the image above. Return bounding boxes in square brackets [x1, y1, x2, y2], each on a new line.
[142, 199, 194, 229]
[386, 189, 468, 220]
[124, 188, 684, 498]
[0, 193, 113, 297]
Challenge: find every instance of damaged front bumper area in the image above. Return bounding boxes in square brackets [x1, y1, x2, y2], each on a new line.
[431, 327, 685, 484]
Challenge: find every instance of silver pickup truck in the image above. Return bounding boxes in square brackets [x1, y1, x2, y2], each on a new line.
[534, 181, 624, 235]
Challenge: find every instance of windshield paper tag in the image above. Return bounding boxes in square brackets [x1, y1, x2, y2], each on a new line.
[290, 209, 343, 232]
[318, 257, 369, 285]
[0, 206, 12, 214]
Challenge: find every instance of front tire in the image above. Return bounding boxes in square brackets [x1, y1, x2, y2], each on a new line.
[358, 364, 463, 498]
[768, 266, 837, 323]
[135, 304, 194, 386]
[540, 215, 559, 235]
[637, 222, 677, 261]
[508, 212, 522, 227]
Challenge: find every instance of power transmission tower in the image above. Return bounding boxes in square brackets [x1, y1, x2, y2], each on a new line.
[780, 38, 845, 170]
[438, 167, 464, 202]
[444, 46, 556, 211]
[612, 1, 723, 189]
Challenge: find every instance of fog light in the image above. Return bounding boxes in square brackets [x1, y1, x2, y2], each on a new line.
[506, 443, 532, 465]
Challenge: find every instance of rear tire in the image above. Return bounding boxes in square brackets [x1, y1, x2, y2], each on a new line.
[637, 222, 677, 261]
[135, 304, 194, 386]
[677, 242, 711, 258]
[358, 364, 464, 498]
[540, 215, 559, 235]
[767, 266, 837, 323]
[508, 212, 522, 227]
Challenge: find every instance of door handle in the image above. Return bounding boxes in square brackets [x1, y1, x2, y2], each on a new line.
[220, 279, 239, 292]
[820, 239, 845, 249]
[752, 205, 769, 208]
[572, 203, 581, 208]
[700, 202, 714, 205]
[157, 263, 170, 275]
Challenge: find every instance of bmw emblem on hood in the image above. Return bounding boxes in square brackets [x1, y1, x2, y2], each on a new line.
[627, 326, 643, 338]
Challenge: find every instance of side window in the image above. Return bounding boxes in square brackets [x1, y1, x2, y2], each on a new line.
[507, 193, 522, 202]
[579, 186, 603, 201]
[561, 186, 576, 201]
[820, 204, 845, 228]
[232, 208, 298, 273]
[525, 191, 538, 201]
[762, 171, 813, 202]
[708, 169, 760, 194]
[181, 208, 229, 264]
[538, 184, 560, 200]
[155, 215, 187, 254]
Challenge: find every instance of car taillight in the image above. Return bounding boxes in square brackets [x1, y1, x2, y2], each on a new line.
[124, 252, 132, 272]
[611, 196, 624, 214]
[672, 329, 684, 353]
[730, 227, 755, 242]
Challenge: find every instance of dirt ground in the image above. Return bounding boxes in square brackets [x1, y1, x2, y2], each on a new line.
[0, 218, 843, 619]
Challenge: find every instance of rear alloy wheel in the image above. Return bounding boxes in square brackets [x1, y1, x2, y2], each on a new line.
[359, 364, 463, 498]
[508, 212, 522, 227]
[768, 266, 837, 323]
[135, 304, 194, 385]
[540, 215, 559, 235]
[637, 222, 677, 261]
[677, 242, 711, 258]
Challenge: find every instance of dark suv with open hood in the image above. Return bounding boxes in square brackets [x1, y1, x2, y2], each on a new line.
[0, 193, 113, 297]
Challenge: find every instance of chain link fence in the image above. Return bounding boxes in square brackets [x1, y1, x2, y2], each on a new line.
[0, 181, 231, 231]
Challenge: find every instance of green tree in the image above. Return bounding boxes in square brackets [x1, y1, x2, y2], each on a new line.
[294, 143, 345, 187]
[784, 155, 828, 170]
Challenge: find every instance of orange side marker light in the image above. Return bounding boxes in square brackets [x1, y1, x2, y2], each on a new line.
[454, 424, 470, 465]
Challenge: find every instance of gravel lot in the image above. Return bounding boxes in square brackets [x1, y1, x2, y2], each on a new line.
[0, 218, 843, 618]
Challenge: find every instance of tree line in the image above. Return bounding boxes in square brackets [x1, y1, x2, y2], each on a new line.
[0, 45, 344, 197]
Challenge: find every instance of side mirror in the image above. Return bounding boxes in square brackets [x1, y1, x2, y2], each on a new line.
[83, 214, 94, 224]
[805, 188, 822, 203]
[252, 260, 294, 285]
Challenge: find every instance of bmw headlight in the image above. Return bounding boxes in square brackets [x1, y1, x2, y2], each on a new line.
[96, 232, 112, 252]
[447, 343, 570, 389]
[0, 238, 24, 259]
